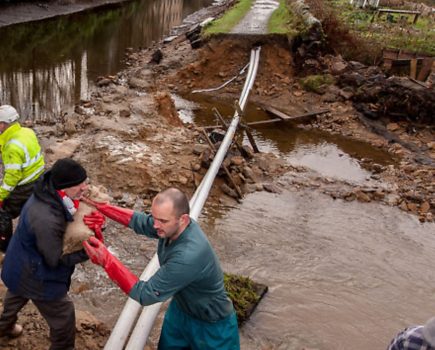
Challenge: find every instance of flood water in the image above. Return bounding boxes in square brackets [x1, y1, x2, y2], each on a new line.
[202, 186, 435, 350]
[0, 0, 212, 122]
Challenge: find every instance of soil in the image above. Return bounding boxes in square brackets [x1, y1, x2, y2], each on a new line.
[0, 0, 434, 349]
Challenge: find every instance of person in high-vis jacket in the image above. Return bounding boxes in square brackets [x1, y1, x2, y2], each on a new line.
[0, 105, 45, 252]
[83, 187, 240, 350]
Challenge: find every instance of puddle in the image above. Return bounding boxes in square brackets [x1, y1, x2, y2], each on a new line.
[174, 93, 396, 184]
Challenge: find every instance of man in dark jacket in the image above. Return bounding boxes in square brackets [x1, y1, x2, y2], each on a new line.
[0, 158, 91, 350]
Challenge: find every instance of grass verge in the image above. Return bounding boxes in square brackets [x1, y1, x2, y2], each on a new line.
[268, 0, 299, 35]
[203, 0, 254, 35]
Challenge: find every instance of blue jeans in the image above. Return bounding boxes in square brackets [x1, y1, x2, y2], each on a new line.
[158, 300, 240, 350]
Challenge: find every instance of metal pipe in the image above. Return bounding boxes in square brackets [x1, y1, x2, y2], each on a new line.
[106, 47, 261, 350]
[103, 255, 160, 350]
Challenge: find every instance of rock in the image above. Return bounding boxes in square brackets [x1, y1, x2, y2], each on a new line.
[221, 183, 238, 199]
[64, 118, 77, 135]
[200, 148, 212, 168]
[399, 201, 408, 211]
[119, 109, 131, 118]
[192, 144, 209, 155]
[387, 123, 400, 132]
[407, 202, 418, 213]
[344, 192, 356, 201]
[293, 90, 303, 97]
[355, 190, 371, 202]
[149, 49, 163, 64]
[330, 58, 348, 75]
[178, 175, 189, 185]
[420, 202, 431, 213]
[263, 183, 281, 193]
[242, 166, 256, 183]
[230, 156, 244, 166]
[96, 77, 112, 87]
[128, 77, 151, 90]
[191, 163, 201, 171]
[372, 190, 385, 200]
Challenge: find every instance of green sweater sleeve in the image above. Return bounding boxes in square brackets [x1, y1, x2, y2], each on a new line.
[128, 248, 200, 305]
[128, 212, 159, 239]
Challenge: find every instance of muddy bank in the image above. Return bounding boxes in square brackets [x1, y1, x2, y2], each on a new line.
[0, 0, 131, 28]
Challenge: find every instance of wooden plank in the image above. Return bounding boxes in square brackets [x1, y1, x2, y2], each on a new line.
[383, 49, 399, 60]
[263, 106, 292, 120]
[244, 129, 260, 153]
[252, 109, 330, 126]
[203, 109, 330, 129]
[410, 58, 417, 79]
[377, 8, 420, 15]
[417, 58, 434, 81]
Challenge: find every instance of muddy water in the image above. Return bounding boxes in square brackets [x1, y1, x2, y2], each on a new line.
[0, 0, 212, 121]
[175, 93, 395, 183]
[200, 185, 435, 350]
[173, 93, 435, 349]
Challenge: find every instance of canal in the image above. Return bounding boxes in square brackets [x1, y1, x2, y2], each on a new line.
[0, 0, 213, 122]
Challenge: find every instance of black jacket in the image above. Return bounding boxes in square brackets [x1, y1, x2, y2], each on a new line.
[1, 170, 88, 300]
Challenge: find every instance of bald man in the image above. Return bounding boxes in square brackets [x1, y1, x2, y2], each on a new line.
[83, 188, 240, 349]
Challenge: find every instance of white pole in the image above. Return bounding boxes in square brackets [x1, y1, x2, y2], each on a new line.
[106, 46, 261, 350]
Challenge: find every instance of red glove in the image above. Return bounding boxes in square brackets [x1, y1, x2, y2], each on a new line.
[83, 211, 106, 242]
[82, 198, 134, 227]
[83, 237, 139, 294]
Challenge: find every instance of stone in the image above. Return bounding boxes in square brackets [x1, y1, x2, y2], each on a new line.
[355, 190, 371, 202]
[119, 109, 131, 118]
[387, 123, 400, 132]
[263, 183, 281, 193]
[420, 202, 431, 213]
[407, 202, 418, 213]
[221, 183, 238, 199]
[230, 156, 244, 166]
[192, 144, 209, 155]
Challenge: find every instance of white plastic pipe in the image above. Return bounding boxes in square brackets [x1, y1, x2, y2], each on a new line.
[106, 47, 261, 350]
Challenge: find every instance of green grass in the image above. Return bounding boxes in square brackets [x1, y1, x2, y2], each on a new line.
[330, 0, 435, 55]
[224, 273, 261, 324]
[203, 0, 254, 35]
[268, 0, 299, 35]
[299, 74, 335, 93]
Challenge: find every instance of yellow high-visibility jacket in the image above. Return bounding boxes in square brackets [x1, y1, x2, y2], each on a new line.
[0, 123, 45, 200]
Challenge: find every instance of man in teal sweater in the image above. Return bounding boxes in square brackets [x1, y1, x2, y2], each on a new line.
[83, 187, 240, 349]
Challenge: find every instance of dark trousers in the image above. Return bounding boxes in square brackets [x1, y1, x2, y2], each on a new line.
[0, 290, 76, 350]
[0, 181, 37, 252]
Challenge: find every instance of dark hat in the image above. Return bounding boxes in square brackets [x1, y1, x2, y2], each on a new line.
[51, 158, 87, 190]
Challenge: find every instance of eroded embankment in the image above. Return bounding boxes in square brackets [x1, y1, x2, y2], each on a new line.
[151, 34, 433, 222]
